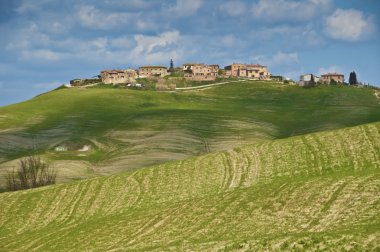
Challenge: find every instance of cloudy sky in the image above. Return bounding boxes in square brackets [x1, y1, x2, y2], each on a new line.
[0, 0, 379, 106]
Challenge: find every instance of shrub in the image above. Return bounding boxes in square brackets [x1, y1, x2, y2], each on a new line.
[5, 156, 57, 191]
[330, 79, 338, 85]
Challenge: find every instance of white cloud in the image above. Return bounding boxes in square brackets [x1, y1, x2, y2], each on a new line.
[135, 19, 158, 31]
[90, 38, 109, 51]
[252, 0, 332, 22]
[324, 8, 376, 41]
[15, 2, 39, 14]
[252, 23, 325, 48]
[6, 23, 51, 50]
[220, 35, 245, 47]
[77, 5, 136, 29]
[132, 31, 181, 56]
[168, 0, 203, 17]
[219, 1, 247, 16]
[5, 23, 65, 62]
[103, 0, 153, 9]
[255, 25, 300, 41]
[21, 49, 62, 61]
[130, 30, 183, 64]
[271, 51, 299, 65]
[5, 22, 184, 66]
[14, 0, 51, 14]
[48, 21, 70, 34]
[110, 36, 134, 49]
[251, 51, 299, 66]
[318, 65, 344, 76]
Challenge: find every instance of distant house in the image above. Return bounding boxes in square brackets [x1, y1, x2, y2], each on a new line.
[138, 66, 169, 77]
[299, 74, 320, 87]
[209, 64, 220, 74]
[271, 75, 284, 81]
[224, 63, 271, 80]
[183, 63, 219, 81]
[224, 63, 245, 77]
[183, 63, 198, 72]
[321, 73, 344, 84]
[101, 69, 137, 84]
[69, 78, 100, 86]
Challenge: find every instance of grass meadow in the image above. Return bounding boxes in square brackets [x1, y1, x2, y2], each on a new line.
[0, 122, 379, 250]
[0, 81, 379, 185]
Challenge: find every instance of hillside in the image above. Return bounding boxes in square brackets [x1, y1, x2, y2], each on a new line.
[1, 81, 380, 187]
[0, 122, 379, 251]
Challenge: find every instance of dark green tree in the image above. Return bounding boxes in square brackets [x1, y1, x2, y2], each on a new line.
[349, 71, 358, 85]
[169, 59, 175, 74]
[309, 74, 316, 87]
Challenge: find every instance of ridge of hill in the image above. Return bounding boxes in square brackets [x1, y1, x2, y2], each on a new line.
[1, 81, 380, 187]
[0, 122, 379, 251]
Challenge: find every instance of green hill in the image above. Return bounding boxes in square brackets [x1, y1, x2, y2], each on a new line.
[1, 81, 380, 186]
[0, 122, 379, 251]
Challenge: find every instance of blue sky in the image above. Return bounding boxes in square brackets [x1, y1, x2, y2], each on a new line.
[0, 0, 379, 106]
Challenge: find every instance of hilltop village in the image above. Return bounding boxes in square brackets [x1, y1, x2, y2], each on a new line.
[69, 60, 347, 89]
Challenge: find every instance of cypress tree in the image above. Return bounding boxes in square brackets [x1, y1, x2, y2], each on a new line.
[310, 74, 316, 87]
[349, 71, 358, 85]
[169, 59, 175, 74]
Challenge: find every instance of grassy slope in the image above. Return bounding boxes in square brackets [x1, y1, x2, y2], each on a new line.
[0, 81, 379, 185]
[0, 122, 379, 251]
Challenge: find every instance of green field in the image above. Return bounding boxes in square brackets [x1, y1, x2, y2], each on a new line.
[0, 122, 379, 250]
[0, 81, 379, 250]
[1, 81, 379, 186]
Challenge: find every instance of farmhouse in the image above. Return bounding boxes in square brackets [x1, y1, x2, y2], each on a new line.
[209, 64, 220, 73]
[70, 78, 100, 86]
[224, 63, 271, 80]
[101, 69, 137, 84]
[139, 66, 169, 77]
[183, 63, 198, 72]
[183, 63, 219, 81]
[321, 73, 344, 84]
[299, 74, 320, 87]
[224, 63, 245, 77]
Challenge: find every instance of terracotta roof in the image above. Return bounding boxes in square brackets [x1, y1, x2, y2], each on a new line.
[101, 69, 136, 73]
[139, 66, 167, 69]
[301, 74, 319, 77]
[321, 72, 344, 76]
[246, 64, 266, 67]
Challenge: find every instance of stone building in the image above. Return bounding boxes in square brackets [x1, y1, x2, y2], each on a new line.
[209, 64, 220, 74]
[100, 69, 137, 84]
[138, 66, 169, 77]
[224, 63, 246, 77]
[321, 73, 344, 84]
[224, 63, 270, 80]
[183, 63, 219, 81]
[299, 74, 320, 87]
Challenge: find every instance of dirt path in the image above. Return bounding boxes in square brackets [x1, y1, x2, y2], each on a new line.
[175, 79, 247, 91]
